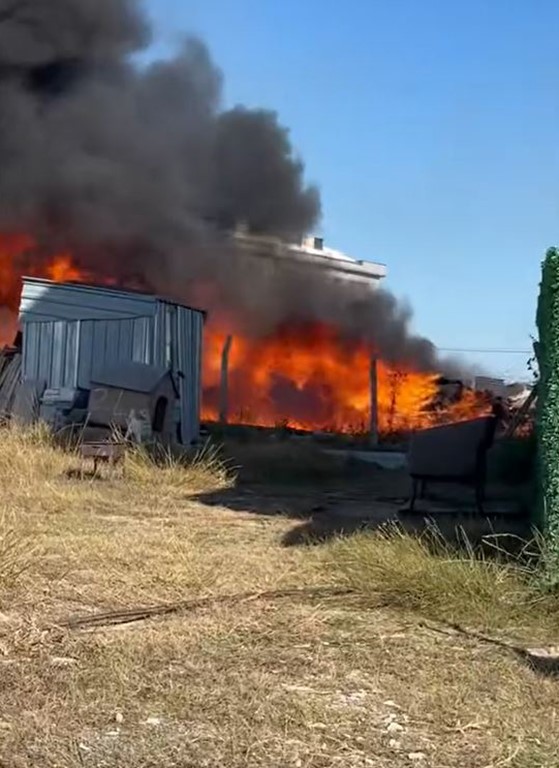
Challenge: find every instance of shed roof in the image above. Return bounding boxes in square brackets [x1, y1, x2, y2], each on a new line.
[19, 277, 206, 323]
[91, 361, 172, 394]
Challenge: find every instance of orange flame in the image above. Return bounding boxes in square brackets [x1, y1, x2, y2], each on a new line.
[0, 232, 93, 313]
[0, 231, 490, 434]
[201, 323, 489, 434]
[45, 254, 85, 283]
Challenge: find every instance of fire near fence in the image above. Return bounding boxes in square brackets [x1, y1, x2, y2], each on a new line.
[0, 232, 490, 436]
[202, 330, 490, 436]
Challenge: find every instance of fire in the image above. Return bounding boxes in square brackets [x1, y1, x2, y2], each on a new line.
[0, 231, 490, 435]
[45, 254, 85, 283]
[201, 323, 489, 434]
[0, 232, 93, 313]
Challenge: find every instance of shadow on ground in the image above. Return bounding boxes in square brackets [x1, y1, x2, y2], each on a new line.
[280, 507, 531, 556]
[197, 484, 531, 557]
[195, 446, 532, 558]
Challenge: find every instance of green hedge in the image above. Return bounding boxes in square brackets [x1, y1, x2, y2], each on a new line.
[536, 247, 559, 577]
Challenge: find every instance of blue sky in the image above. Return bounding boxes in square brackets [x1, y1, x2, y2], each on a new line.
[143, 0, 559, 381]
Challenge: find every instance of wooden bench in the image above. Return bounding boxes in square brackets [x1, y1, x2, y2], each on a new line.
[407, 416, 498, 514]
[80, 442, 126, 478]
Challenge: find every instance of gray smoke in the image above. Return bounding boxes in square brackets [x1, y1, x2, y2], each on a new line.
[0, 0, 459, 376]
[0, 0, 148, 64]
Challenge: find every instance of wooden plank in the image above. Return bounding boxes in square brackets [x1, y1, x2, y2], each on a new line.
[0, 355, 21, 415]
[80, 443, 125, 460]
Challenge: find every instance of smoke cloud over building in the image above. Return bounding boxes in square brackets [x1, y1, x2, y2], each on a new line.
[0, 0, 460, 376]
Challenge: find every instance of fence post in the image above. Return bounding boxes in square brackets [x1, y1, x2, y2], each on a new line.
[369, 354, 379, 446]
[219, 335, 233, 425]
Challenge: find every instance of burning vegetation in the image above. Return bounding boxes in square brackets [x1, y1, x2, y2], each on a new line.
[0, 1, 490, 437]
[201, 323, 489, 435]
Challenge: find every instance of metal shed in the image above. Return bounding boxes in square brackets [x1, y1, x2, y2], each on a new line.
[18, 278, 205, 445]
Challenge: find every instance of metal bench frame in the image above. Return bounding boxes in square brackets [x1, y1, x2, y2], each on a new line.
[408, 416, 498, 515]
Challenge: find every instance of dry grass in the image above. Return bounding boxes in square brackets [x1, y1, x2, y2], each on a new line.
[125, 438, 235, 495]
[0, 427, 557, 767]
[325, 525, 559, 639]
[0, 513, 36, 594]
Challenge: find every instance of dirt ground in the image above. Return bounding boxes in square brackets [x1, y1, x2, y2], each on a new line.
[0, 432, 555, 768]
[202, 440, 532, 549]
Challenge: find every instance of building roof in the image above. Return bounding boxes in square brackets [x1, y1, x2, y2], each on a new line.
[233, 231, 387, 283]
[19, 277, 206, 320]
[90, 361, 173, 394]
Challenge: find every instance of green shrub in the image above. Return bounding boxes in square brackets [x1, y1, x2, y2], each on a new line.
[536, 247, 559, 579]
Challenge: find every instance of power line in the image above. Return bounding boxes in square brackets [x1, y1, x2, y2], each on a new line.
[436, 347, 531, 355]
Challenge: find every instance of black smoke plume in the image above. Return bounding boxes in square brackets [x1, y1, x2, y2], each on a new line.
[0, 0, 459, 375]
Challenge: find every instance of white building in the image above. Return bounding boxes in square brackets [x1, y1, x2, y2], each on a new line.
[234, 230, 387, 288]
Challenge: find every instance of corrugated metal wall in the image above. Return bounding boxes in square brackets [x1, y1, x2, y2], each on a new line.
[177, 305, 204, 445]
[154, 303, 204, 445]
[22, 319, 79, 388]
[77, 317, 155, 388]
[23, 317, 155, 389]
[19, 279, 204, 444]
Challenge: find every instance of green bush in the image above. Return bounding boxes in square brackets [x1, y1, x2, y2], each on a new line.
[536, 247, 559, 579]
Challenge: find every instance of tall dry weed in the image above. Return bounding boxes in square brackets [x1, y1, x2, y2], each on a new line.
[325, 524, 559, 636]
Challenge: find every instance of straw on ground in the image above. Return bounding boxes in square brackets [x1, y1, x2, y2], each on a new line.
[0, 426, 557, 768]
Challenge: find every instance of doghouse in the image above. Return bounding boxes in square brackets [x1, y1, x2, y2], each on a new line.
[89, 362, 179, 443]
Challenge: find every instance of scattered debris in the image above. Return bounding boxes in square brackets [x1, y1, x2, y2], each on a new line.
[384, 700, 401, 709]
[57, 586, 358, 631]
[525, 646, 559, 676]
[421, 620, 559, 676]
[79, 441, 126, 478]
[0, 347, 22, 419]
[143, 716, 162, 727]
[335, 690, 368, 708]
[50, 656, 79, 668]
[12, 378, 44, 426]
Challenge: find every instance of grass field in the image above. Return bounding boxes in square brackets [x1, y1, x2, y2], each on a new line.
[0, 427, 558, 767]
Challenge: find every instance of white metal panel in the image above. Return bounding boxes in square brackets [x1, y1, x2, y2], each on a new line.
[19, 278, 157, 323]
